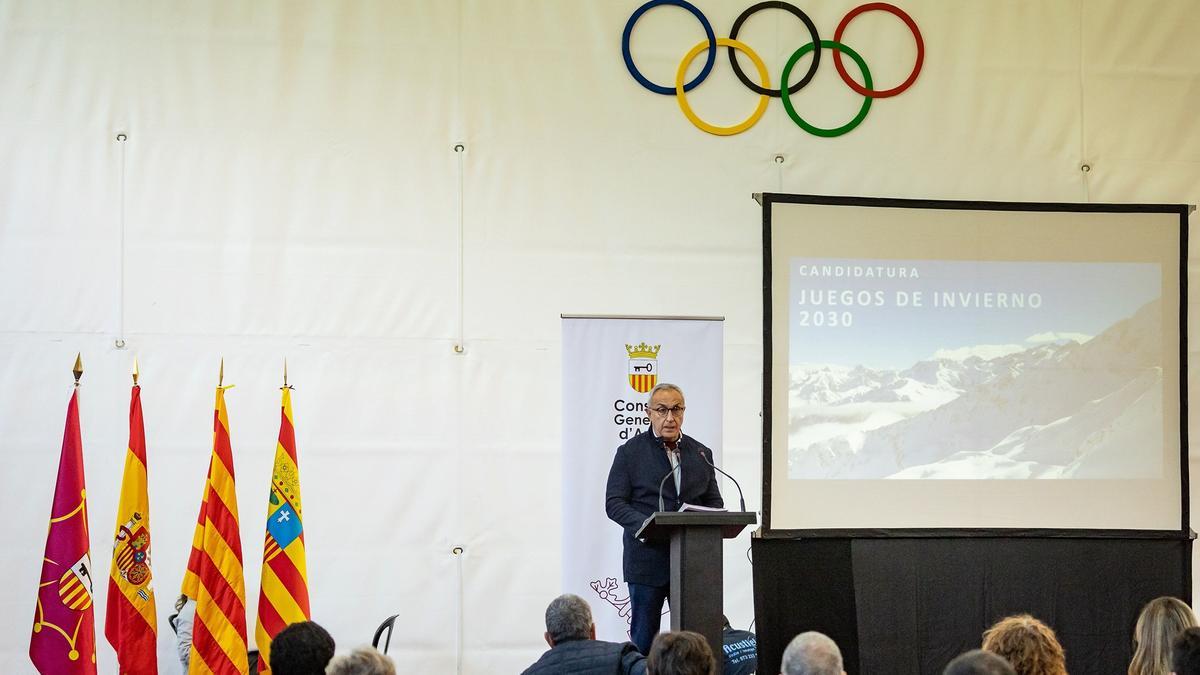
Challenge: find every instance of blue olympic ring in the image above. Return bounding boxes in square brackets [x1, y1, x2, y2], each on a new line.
[622, 0, 717, 96]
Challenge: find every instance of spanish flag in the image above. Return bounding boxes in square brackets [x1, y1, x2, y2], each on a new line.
[254, 387, 310, 672]
[182, 385, 248, 674]
[104, 383, 158, 674]
[30, 383, 97, 675]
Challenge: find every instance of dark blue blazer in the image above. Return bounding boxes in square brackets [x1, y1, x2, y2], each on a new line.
[604, 429, 723, 586]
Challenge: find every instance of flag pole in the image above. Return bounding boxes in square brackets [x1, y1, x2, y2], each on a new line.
[132, 358, 139, 386]
[218, 357, 224, 387]
[283, 358, 293, 391]
[72, 353, 83, 387]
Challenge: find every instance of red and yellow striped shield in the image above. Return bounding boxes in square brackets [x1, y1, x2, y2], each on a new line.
[58, 567, 93, 612]
[628, 358, 657, 393]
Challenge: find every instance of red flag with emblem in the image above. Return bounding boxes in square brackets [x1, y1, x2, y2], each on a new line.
[105, 383, 158, 674]
[30, 386, 97, 674]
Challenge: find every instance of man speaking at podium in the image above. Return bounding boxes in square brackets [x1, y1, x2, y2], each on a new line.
[605, 382, 724, 655]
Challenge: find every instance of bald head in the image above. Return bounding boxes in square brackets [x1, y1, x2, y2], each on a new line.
[943, 650, 1016, 675]
[781, 631, 843, 675]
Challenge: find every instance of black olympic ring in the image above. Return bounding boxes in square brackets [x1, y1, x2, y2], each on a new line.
[728, 1, 820, 97]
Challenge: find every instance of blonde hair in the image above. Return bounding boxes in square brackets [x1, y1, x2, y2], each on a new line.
[1128, 596, 1198, 675]
[982, 614, 1067, 675]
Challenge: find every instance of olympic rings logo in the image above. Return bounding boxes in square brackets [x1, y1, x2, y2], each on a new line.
[621, 0, 924, 136]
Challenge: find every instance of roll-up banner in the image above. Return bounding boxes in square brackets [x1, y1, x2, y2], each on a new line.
[561, 315, 724, 642]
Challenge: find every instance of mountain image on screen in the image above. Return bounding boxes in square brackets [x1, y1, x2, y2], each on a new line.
[788, 299, 1163, 479]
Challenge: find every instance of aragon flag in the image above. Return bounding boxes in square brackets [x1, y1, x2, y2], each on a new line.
[105, 382, 158, 674]
[30, 385, 97, 674]
[254, 387, 311, 672]
[182, 385, 249, 675]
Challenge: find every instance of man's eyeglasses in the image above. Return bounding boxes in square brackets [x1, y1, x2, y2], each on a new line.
[650, 406, 685, 418]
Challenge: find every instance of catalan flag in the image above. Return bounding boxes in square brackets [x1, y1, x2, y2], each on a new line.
[182, 385, 248, 675]
[105, 383, 158, 675]
[254, 387, 310, 672]
[30, 384, 97, 674]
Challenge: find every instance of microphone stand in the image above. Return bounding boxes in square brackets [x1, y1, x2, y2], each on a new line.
[695, 447, 747, 513]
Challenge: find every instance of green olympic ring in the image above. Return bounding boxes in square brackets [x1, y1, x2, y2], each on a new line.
[780, 40, 873, 137]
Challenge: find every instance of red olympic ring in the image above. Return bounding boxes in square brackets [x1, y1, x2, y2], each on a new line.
[832, 2, 924, 98]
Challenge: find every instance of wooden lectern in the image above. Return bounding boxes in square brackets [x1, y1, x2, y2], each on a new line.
[636, 511, 757, 675]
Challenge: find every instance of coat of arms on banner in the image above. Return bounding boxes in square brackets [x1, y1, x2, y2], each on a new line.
[56, 555, 94, 611]
[591, 577, 632, 627]
[626, 342, 660, 393]
[113, 512, 152, 591]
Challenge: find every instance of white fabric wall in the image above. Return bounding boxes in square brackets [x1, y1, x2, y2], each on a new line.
[0, 1, 1197, 672]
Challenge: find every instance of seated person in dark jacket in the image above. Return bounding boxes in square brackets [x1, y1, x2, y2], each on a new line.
[721, 616, 757, 675]
[522, 594, 647, 675]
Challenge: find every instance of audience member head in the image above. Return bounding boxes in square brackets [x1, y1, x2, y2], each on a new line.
[780, 631, 844, 675]
[543, 593, 595, 647]
[1172, 627, 1200, 675]
[1129, 596, 1197, 675]
[325, 646, 397, 675]
[981, 614, 1066, 675]
[647, 630, 716, 675]
[268, 620, 336, 675]
[944, 649, 1017, 675]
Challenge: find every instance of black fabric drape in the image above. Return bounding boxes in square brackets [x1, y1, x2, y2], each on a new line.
[753, 537, 1190, 675]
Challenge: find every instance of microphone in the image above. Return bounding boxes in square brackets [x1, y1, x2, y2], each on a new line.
[657, 448, 681, 512]
[694, 446, 747, 513]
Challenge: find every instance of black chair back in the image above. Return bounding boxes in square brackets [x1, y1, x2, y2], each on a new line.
[372, 614, 399, 655]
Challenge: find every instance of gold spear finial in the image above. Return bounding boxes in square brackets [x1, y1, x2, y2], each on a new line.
[72, 353, 83, 386]
[283, 358, 289, 389]
[132, 357, 140, 386]
[219, 358, 224, 387]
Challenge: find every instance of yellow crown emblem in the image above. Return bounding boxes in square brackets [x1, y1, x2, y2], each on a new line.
[625, 342, 660, 359]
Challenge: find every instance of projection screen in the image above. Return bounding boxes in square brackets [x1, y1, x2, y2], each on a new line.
[762, 194, 1188, 533]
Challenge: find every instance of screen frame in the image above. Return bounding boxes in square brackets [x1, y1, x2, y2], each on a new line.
[760, 193, 1191, 539]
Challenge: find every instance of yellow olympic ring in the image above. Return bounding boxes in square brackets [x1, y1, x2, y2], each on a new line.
[675, 38, 769, 136]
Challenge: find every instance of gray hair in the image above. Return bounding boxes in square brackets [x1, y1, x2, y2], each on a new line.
[781, 631, 843, 675]
[943, 649, 1016, 675]
[648, 382, 684, 404]
[545, 594, 593, 643]
[325, 647, 396, 675]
